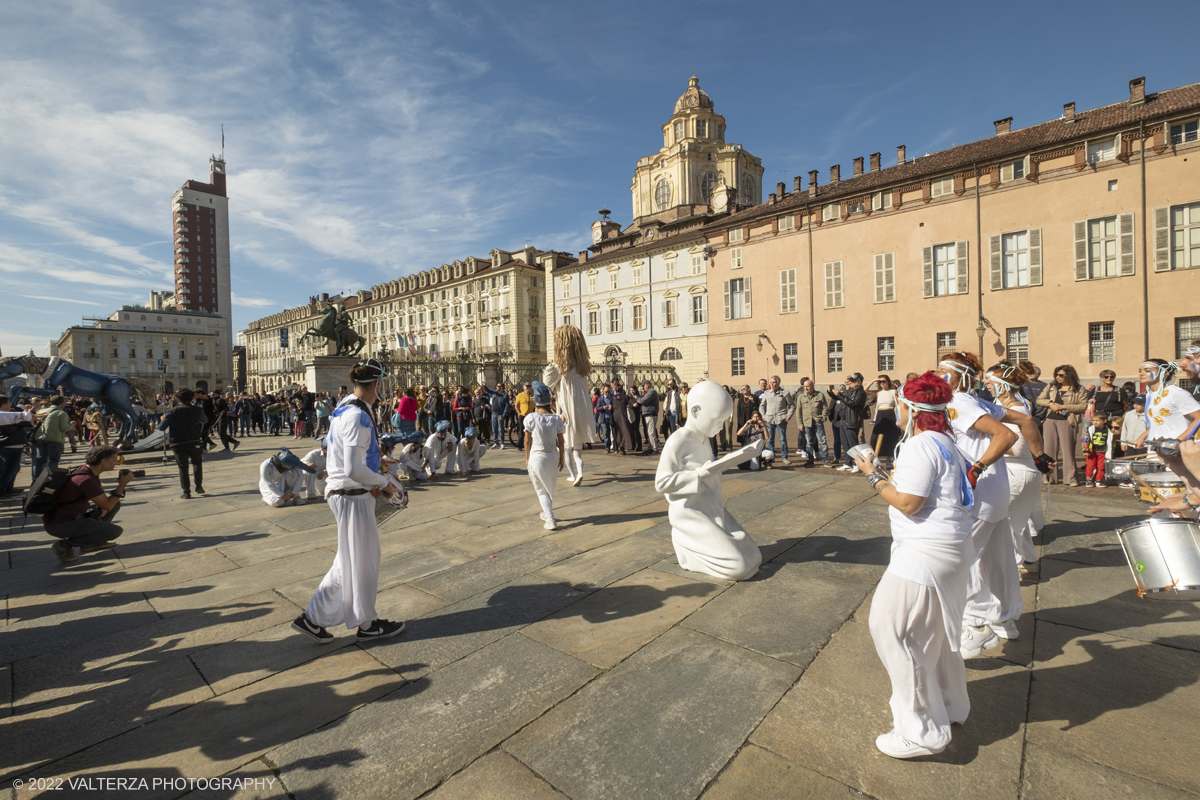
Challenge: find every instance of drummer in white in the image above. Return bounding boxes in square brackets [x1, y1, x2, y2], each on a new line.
[1133, 359, 1200, 448]
[853, 372, 976, 758]
[935, 353, 1051, 657]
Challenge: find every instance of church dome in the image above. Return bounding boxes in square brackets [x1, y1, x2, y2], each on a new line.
[673, 76, 713, 114]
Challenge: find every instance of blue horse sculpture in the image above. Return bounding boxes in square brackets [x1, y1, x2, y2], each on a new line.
[1, 356, 159, 448]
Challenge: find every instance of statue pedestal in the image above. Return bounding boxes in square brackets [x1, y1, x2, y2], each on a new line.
[303, 356, 359, 395]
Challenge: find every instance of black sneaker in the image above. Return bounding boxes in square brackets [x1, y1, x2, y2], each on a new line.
[356, 619, 406, 641]
[194, 485, 206, 494]
[181, 491, 192, 499]
[291, 614, 334, 644]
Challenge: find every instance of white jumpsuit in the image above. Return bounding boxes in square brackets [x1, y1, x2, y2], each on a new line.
[299, 448, 327, 499]
[525, 413, 563, 521]
[869, 430, 976, 751]
[305, 397, 389, 630]
[259, 459, 302, 507]
[424, 432, 460, 475]
[457, 438, 486, 472]
[653, 427, 761, 581]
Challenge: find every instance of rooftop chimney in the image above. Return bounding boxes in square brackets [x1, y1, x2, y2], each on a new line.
[321, 292, 329, 301]
[1129, 76, 1146, 106]
[794, 176, 803, 193]
[994, 117, 1013, 135]
[808, 170, 819, 191]
[853, 157, 864, 176]
[768, 193, 777, 204]
[578, 251, 588, 263]
[897, 145, 906, 165]
[1063, 102, 1075, 123]
[830, 164, 841, 183]
[777, 181, 786, 198]
[869, 152, 881, 172]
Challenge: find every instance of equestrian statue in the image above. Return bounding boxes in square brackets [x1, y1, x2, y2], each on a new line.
[1, 355, 160, 449]
[299, 303, 366, 357]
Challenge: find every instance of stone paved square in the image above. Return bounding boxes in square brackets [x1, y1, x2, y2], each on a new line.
[2, 435, 1198, 799]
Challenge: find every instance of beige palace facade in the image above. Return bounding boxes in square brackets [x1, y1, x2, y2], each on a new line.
[704, 77, 1200, 388]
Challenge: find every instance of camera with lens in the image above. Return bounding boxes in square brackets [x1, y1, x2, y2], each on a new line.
[119, 469, 146, 478]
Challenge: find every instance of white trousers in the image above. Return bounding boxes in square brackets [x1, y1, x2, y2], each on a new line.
[427, 447, 460, 475]
[563, 447, 583, 481]
[298, 472, 325, 498]
[264, 471, 303, 507]
[528, 451, 558, 520]
[1007, 469, 1041, 565]
[963, 516, 1023, 628]
[306, 494, 380, 630]
[870, 572, 969, 750]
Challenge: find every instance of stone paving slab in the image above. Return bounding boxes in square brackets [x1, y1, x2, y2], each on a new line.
[15, 648, 404, 800]
[1036, 559, 1200, 651]
[506, 626, 800, 800]
[215, 522, 335, 566]
[3, 656, 214, 781]
[522, 567, 724, 668]
[1027, 621, 1200, 793]
[1020, 741, 1198, 800]
[534, 535, 676, 591]
[0, 599, 160, 666]
[410, 539, 577, 603]
[144, 548, 333, 616]
[12, 589, 296, 707]
[681, 560, 874, 667]
[425, 751, 568, 800]
[701, 744, 862, 799]
[270, 634, 597, 800]
[367, 576, 587, 679]
[751, 592, 1030, 800]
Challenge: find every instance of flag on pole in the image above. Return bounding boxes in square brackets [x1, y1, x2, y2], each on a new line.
[221, 124, 225, 153]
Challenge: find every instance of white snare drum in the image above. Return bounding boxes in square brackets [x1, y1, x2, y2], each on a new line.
[1116, 518, 1200, 599]
[1136, 471, 1187, 504]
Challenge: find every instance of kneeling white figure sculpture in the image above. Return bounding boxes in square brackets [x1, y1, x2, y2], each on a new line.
[654, 381, 764, 581]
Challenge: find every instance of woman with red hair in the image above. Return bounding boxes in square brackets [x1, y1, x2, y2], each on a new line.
[852, 372, 975, 758]
[934, 353, 1049, 658]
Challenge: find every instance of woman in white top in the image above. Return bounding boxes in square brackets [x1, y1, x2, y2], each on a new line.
[984, 361, 1043, 575]
[852, 373, 976, 759]
[1134, 358, 1200, 448]
[542, 324, 598, 487]
[870, 375, 900, 466]
[935, 353, 1050, 658]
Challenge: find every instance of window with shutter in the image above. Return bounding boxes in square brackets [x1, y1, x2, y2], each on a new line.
[780, 268, 797, 313]
[1155, 206, 1172, 271]
[1166, 203, 1200, 270]
[779, 214, 795, 231]
[723, 280, 731, 320]
[873, 253, 895, 303]
[730, 247, 743, 269]
[954, 241, 969, 294]
[931, 177, 953, 197]
[822, 203, 837, 222]
[729, 228, 744, 243]
[823, 261, 843, 308]
[872, 190, 892, 211]
[922, 246, 935, 298]
[1028, 228, 1043, 286]
[1085, 216, 1120, 279]
[743, 276, 752, 317]
[990, 234, 1003, 290]
[1000, 231, 1029, 288]
[1119, 213, 1135, 275]
[1074, 220, 1089, 280]
[931, 243, 958, 296]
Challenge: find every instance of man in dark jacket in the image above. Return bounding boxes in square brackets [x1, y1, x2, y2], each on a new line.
[837, 373, 868, 471]
[633, 381, 661, 454]
[160, 389, 208, 498]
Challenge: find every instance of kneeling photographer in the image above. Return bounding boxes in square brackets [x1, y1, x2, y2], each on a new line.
[42, 446, 139, 562]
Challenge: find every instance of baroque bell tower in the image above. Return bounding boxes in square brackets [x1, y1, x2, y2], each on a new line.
[630, 77, 763, 223]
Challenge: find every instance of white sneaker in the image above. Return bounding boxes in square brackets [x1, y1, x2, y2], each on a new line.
[572, 475, 583, 487]
[960, 625, 1000, 658]
[543, 518, 557, 530]
[875, 730, 943, 759]
[836, 464, 852, 471]
[992, 619, 1020, 640]
[849, 465, 861, 474]
[1019, 560, 1040, 576]
[294, 497, 306, 506]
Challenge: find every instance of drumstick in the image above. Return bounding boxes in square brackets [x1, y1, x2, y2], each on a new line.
[1128, 469, 1164, 503]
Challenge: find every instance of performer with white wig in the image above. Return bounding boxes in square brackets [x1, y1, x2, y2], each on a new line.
[542, 323, 598, 487]
[852, 372, 976, 758]
[292, 358, 406, 644]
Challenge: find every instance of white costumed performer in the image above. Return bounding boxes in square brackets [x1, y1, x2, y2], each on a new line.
[654, 381, 763, 581]
[524, 381, 565, 530]
[425, 421, 460, 476]
[292, 359, 406, 643]
[852, 372, 977, 759]
[299, 437, 328, 499]
[259, 449, 315, 507]
[457, 426, 486, 474]
[542, 323, 598, 487]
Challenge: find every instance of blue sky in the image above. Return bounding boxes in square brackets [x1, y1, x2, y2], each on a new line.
[1, 0, 1194, 356]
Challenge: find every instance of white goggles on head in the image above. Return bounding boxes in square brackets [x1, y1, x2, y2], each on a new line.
[938, 360, 976, 392]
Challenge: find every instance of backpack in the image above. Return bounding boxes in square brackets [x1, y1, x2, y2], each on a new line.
[23, 465, 87, 516]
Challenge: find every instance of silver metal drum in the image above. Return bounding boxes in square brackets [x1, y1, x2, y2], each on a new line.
[1116, 518, 1200, 599]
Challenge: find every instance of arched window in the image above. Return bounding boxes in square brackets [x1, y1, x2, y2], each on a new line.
[701, 172, 719, 201]
[660, 347, 683, 361]
[655, 179, 672, 211]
